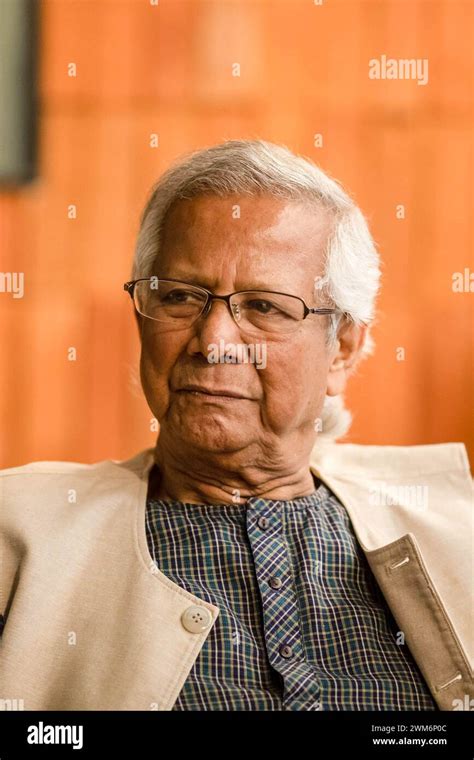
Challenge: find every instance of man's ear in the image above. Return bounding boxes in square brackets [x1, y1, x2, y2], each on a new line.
[326, 320, 367, 397]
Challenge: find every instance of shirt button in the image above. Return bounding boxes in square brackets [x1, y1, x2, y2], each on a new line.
[257, 516, 269, 530]
[269, 576, 282, 589]
[279, 644, 293, 659]
[181, 605, 213, 634]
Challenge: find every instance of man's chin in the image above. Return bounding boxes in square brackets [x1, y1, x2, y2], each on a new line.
[171, 419, 250, 454]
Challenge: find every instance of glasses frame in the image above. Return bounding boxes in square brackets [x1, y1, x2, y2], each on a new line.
[123, 277, 346, 329]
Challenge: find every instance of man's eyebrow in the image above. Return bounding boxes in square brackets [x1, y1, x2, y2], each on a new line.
[160, 274, 279, 292]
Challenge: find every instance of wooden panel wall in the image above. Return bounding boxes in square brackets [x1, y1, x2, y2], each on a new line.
[0, 0, 472, 468]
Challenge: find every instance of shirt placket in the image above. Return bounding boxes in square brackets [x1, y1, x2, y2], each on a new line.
[245, 498, 322, 710]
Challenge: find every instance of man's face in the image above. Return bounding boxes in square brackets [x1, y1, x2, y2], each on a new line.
[139, 194, 339, 454]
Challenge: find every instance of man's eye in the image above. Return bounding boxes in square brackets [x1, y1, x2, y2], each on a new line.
[245, 299, 278, 314]
[162, 290, 199, 304]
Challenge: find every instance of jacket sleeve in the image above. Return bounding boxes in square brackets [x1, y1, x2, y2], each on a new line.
[0, 476, 23, 633]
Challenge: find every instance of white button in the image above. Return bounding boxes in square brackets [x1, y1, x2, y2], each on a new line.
[181, 605, 213, 634]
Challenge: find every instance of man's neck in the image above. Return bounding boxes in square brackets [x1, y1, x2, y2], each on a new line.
[149, 436, 319, 506]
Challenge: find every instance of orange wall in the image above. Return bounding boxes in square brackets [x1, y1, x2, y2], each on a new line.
[0, 0, 472, 469]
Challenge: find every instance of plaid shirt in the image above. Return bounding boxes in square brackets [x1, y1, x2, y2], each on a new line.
[145, 468, 437, 711]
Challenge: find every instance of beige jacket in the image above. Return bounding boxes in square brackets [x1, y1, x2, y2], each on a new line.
[0, 441, 472, 711]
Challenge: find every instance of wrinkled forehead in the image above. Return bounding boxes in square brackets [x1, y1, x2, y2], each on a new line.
[156, 194, 332, 299]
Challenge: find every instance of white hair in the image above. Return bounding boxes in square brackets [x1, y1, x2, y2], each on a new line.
[132, 139, 381, 443]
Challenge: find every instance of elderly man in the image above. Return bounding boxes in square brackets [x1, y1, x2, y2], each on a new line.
[0, 140, 472, 712]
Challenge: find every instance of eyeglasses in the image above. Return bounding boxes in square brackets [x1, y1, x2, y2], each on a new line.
[124, 278, 345, 335]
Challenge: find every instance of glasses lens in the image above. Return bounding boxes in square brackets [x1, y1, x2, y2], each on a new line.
[134, 280, 207, 324]
[232, 292, 304, 334]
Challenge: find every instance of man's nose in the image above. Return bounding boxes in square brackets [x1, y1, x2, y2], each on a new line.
[190, 298, 242, 356]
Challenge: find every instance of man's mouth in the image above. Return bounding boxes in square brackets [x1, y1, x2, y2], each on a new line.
[178, 384, 249, 400]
